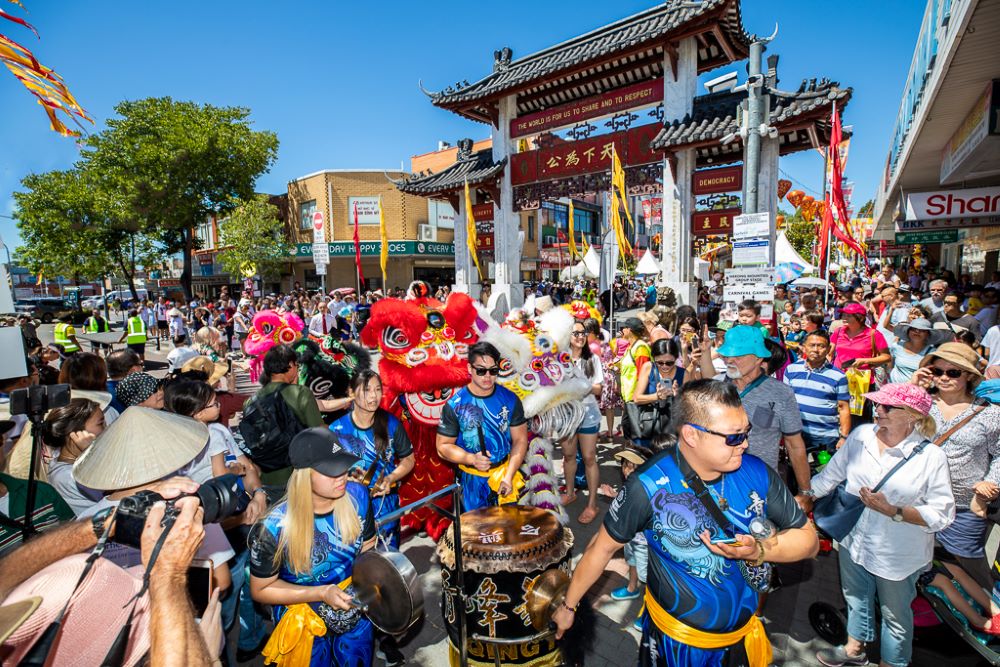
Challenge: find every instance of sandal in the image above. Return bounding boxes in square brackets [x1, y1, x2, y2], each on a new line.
[578, 506, 599, 524]
[560, 492, 577, 506]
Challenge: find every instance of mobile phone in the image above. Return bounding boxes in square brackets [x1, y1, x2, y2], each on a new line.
[709, 535, 742, 546]
[186, 559, 215, 618]
[691, 334, 700, 349]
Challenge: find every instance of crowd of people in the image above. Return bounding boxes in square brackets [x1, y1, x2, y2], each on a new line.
[1, 261, 1000, 666]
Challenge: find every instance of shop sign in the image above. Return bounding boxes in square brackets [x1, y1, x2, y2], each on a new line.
[894, 230, 959, 245]
[293, 241, 456, 258]
[510, 79, 663, 138]
[510, 123, 661, 185]
[693, 166, 743, 195]
[158, 279, 181, 287]
[904, 186, 1000, 221]
[895, 216, 1000, 232]
[941, 80, 1000, 184]
[691, 208, 740, 237]
[347, 197, 382, 225]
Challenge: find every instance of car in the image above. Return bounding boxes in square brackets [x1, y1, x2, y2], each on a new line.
[16, 298, 87, 324]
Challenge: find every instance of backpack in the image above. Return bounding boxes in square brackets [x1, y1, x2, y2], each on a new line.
[238, 387, 306, 472]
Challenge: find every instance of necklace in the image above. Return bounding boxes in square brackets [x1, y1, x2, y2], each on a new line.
[711, 475, 729, 511]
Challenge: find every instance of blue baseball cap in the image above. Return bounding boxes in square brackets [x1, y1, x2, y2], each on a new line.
[716, 325, 770, 359]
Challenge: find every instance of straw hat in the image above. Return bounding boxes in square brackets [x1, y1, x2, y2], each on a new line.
[920, 341, 983, 380]
[180, 355, 228, 385]
[72, 407, 209, 491]
[1, 554, 150, 667]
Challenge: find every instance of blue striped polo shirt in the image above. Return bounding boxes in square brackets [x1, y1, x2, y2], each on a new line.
[782, 359, 848, 440]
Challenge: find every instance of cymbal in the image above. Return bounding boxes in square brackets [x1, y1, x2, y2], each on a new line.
[525, 568, 569, 631]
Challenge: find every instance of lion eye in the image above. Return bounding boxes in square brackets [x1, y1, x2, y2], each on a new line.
[383, 327, 409, 350]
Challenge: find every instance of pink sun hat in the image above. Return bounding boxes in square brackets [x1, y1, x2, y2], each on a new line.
[863, 382, 933, 416]
[841, 302, 867, 315]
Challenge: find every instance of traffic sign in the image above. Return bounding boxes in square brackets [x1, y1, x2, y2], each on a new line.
[312, 211, 324, 232]
[894, 230, 959, 245]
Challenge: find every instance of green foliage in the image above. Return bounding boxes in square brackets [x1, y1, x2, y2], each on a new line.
[216, 195, 291, 280]
[80, 97, 279, 297]
[778, 207, 817, 263]
[857, 199, 875, 218]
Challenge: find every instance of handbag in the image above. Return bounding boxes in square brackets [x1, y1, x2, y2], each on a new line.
[622, 346, 671, 440]
[813, 441, 928, 541]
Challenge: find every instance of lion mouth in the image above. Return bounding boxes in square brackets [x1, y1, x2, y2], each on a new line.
[405, 388, 454, 425]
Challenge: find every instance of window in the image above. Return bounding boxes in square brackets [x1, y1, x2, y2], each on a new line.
[299, 200, 317, 231]
[527, 215, 535, 241]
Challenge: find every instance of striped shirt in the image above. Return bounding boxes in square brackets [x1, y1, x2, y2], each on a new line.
[782, 359, 848, 440]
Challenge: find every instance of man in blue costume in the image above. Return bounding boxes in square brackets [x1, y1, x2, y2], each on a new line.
[554, 380, 818, 666]
[436, 341, 528, 511]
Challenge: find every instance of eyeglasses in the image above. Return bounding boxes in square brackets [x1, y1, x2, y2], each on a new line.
[929, 367, 964, 378]
[655, 359, 676, 367]
[202, 401, 220, 410]
[686, 422, 753, 446]
[472, 366, 500, 377]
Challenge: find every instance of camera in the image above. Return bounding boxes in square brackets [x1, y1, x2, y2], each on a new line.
[10, 384, 71, 419]
[113, 474, 250, 548]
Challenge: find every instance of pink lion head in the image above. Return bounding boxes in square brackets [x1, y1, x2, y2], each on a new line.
[243, 310, 305, 382]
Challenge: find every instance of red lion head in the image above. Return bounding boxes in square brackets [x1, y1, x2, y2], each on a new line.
[360, 292, 478, 424]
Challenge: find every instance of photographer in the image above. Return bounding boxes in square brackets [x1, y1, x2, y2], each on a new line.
[0, 477, 222, 666]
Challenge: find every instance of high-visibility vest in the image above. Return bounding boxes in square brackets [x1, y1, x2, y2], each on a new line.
[53, 323, 80, 353]
[126, 317, 147, 345]
[84, 317, 109, 333]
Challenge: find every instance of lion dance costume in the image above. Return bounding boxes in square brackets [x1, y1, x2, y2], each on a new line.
[360, 282, 479, 540]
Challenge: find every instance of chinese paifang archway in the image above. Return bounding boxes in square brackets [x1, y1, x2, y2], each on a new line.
[394, 0, 850, 311]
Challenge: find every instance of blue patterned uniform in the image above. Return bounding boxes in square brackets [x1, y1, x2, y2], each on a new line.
[249, 481, 376, 667]
[437, 385, 526, 511]
[330, 412, 413, 548]
[605, 448, 806, 666]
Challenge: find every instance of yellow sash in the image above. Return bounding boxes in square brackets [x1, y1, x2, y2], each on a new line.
[458, 461, 525, 505]
[643, 590, 772, 667]
[262, 577, 352, 666]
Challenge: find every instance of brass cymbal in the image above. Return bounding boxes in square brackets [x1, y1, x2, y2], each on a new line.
[525, 568, 569, 631]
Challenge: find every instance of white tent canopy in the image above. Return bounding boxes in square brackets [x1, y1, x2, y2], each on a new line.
[776, 231, 814, 273]
[582, 246, 600, 278]
[559, 260, 596, 281]
[635, 249, 661, 275]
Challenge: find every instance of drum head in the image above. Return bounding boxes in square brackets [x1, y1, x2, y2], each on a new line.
[352, 550, 423, 635]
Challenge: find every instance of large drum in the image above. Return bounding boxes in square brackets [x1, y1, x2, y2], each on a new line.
[438, 505, 573, 667]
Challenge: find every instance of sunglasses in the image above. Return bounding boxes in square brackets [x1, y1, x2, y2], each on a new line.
[473, 366, 500, 377]
[929, 367, 964, 378]
[571, 331, 587, 337]
[655, 359, 676, 367]
[686, 422, 753, 446]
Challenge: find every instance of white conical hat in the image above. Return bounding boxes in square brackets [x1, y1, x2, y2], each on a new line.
[73, 407, 209, 491]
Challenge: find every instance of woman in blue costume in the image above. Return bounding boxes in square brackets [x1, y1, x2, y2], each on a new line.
[330, 369, 414, 549]
[250, 427, 376, 667]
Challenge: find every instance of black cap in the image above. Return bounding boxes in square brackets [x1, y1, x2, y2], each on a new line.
[289, 427, 360, 477]
[620, 317, 645, 335]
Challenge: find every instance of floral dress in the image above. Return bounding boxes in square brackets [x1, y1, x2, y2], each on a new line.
[598, 339, 624, 412]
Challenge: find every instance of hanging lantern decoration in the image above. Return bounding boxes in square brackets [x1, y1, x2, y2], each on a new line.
[786, 189, 805, 209]
[777, 179, 792, 200]
[799, 195, 816, 221]
[814, 200, 827, 221]
[776, 214, 786, 229]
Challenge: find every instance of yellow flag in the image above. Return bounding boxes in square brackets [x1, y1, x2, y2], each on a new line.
[567, 201, 579, 260]
[36, 269, 43, 286]
[611, 145, 635, 255]
[379, 195, 388, 288]
[581, 232, 590, 257]
[464, 179, 483, 281]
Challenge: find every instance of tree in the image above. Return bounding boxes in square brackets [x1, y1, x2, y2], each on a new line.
[778, 207, 817, 264]
[14, 168, 166, 301]
[81, 98, 279, 299]
[216, 195, 291, 280]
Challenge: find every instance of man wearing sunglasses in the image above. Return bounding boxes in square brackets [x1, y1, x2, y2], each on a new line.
[698, 325, 813, 511]
[554, 380, 818, 665]
[436, 342, 528, 511]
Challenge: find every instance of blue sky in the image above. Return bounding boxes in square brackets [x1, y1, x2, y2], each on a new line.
[0, 0, 924, 250]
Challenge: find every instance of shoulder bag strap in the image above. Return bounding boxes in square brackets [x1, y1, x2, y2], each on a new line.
[871, 441, 928, 493]
[674, 450, 734, 535]
[932, 404, 987, 446]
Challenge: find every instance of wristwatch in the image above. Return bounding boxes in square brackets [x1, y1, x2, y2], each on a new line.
[799, 489, 816, 498]
[892, 506, 904, 523]
[92, 506, 115, 540]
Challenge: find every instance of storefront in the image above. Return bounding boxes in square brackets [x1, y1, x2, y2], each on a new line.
[289, 240, 457, 292]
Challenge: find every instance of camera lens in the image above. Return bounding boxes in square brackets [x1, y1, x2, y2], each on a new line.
[196, 474, 243, 523]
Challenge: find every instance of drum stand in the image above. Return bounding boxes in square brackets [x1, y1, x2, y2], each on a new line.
[375, 483, 473, 667]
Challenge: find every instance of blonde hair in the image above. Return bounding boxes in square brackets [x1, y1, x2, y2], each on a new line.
[270, 468, 362, 575]
[903, 407, 938, 439]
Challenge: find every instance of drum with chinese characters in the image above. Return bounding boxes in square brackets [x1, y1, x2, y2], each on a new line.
[437, 504, 573, 667]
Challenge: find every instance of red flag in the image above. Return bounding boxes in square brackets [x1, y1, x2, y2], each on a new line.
[818, 198, 833, 279]
[557, 229, 568, 242]
[828, 105, 868, 266]
[353, 201, 365, 286]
